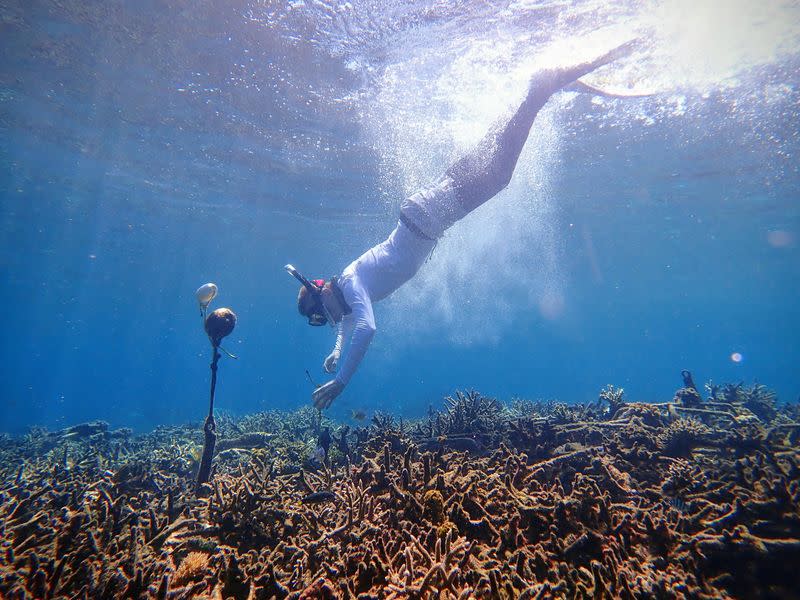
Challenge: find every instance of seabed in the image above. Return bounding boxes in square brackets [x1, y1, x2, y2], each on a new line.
[1, 380, 799, 599]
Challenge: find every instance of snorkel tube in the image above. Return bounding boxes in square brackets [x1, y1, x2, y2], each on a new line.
[285, 264, 318, 292]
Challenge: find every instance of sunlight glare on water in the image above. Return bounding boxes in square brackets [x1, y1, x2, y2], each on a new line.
[638, 0, 800, 91]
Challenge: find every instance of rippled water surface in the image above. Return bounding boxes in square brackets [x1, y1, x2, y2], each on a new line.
[1, 0, 799, 431]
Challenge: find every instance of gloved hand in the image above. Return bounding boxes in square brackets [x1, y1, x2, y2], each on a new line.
[313, 380, 344, 410]
[323, 350, 340, 373]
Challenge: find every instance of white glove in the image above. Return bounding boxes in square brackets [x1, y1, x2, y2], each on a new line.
[323, 351, 340, 373]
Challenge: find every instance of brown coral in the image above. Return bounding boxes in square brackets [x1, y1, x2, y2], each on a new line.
[173, 551, 209, 586]
[422, 489, 445, 525]
[1, 380, 798, 600]
[657, 417, 711, 457]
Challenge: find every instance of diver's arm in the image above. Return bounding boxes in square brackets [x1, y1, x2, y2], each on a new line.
[334, 321, 346, 354]
[323, 322, 346, 373]
[313, 278, 375, 410]
[334, 299, 376, 387]
[313, 300, 375, 409]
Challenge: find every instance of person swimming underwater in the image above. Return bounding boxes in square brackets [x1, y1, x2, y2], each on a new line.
[287, 39, 641, 410]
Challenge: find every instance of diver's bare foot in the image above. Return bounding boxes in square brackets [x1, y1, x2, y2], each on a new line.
[586, 38, 642, 72]
[529, 38, 643, 95]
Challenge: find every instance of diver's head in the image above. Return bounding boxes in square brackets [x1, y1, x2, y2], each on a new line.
[296, 280, 331, 326]
[286, 264, 334, 327]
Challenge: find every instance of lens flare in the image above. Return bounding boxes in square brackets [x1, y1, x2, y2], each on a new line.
[767, 230, 794, 248]
[730, 352, 743, 363]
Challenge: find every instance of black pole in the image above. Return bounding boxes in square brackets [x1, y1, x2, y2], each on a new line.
[196, 345, 221, 489]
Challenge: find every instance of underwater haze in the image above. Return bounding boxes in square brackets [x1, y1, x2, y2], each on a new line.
[1, 0, 799, 433]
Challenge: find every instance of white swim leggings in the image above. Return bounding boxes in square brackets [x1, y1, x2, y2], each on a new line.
[444, 70, 567, 215]
[403, 58, 620, 241]
[399, 71, 563, 242]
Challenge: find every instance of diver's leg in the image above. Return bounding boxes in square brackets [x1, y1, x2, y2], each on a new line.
[446, 40, 638, 214]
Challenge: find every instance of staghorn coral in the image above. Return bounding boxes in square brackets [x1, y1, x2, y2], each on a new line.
[422, 490, 445, 525]
[657, 417, 712, 457]
[614, 402, 666, 428]
[416, 390, 503, 447]
[1, 377, 798, 599]
[440, 390, 503, 435]
[172, 550, 209, 586]
[366, 411, 410, 455]
[742, 383, 779, 421]
[599, 384, 626, 419]
[713, 381, 780, 422]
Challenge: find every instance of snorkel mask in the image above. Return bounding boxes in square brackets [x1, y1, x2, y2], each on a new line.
[285, 264, 333, 326]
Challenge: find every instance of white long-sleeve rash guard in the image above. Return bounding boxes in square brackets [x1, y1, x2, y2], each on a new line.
[332, 219, 436, 387]
[332, 176, 460, 387]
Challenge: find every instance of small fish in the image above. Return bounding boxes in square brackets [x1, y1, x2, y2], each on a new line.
[312, 445, 326, 465]
[351, 409, 367, 422]
[301, 490, 336, 504]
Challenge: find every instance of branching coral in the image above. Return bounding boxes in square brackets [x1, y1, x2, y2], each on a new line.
[599, 384, 626, 419]
[173, 551, 209, 586]
[712, 381, 779, 422]
[657, 417, 712, 457]
[1, 376, 797, 599]
[415, 390, 503, 442]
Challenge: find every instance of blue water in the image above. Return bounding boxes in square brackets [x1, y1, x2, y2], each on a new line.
[2, 1, 799, 433]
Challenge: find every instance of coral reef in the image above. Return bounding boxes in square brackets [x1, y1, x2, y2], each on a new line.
[1, 378, 798, 599]
[656, 417, 712, 457]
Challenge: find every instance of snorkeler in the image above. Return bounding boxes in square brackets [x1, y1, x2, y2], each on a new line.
[287, 40, 640, 410]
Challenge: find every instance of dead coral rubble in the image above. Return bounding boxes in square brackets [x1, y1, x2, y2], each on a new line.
[1, 381, 799, 599]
